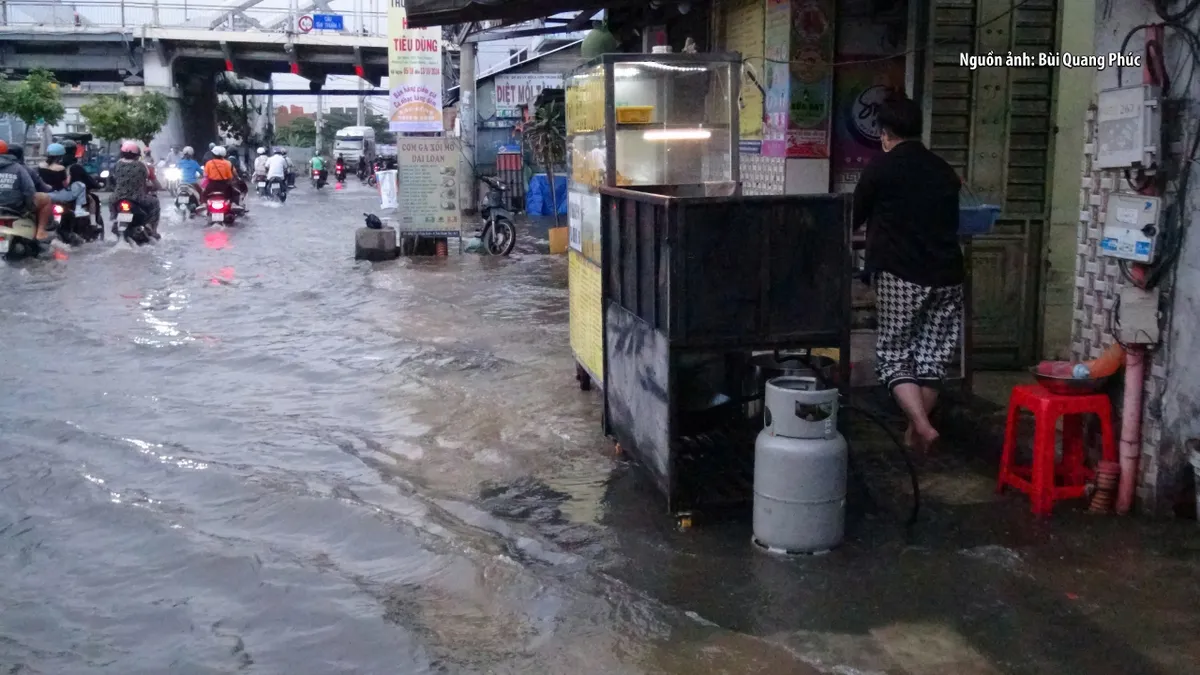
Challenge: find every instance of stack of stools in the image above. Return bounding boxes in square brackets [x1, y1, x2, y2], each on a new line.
[997, 384, 1119, 516]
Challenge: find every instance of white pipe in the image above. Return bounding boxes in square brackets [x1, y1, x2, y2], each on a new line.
[1116, 346, 1146, 515]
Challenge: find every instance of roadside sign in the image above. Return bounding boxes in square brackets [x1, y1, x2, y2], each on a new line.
[312, 14, 344, 31]
[297, 14, 313, 32]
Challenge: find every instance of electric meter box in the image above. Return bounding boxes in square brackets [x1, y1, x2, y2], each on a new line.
[1095, 85, 1161, 170]
[1101, 193, 1161, 263]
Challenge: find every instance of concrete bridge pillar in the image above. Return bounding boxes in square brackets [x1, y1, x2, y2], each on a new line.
[141, 47, 185, 159]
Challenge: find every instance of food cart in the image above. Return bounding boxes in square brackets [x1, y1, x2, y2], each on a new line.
[565, 52, 742, 392]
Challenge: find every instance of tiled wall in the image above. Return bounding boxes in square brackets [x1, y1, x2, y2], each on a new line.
[1074, 107, 1170, 511]
[741, 153, 784, 195]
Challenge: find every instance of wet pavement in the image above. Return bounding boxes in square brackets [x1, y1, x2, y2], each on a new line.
[1, 182, 1198, 674]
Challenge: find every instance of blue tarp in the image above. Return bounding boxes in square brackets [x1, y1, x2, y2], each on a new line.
[526, 174, 568, 216]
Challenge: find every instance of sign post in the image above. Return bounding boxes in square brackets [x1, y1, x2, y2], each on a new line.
[312, 14, 344, 31]
[395, 138, 462, 238]
[297, 14, 313, 32]
[387, 0, 443, 133]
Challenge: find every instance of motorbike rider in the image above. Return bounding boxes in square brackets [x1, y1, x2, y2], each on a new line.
[175, 146, 203, 206]
[335, 154, 346, 181]
[253, 147, 269, 182]
[38, 143, 89, 218]
[310, 153, 327, 183]
[0, 141, 56, 242]
[281, 148, 296, 187]
[202, 145, 244, 207]
[111, 140, 161, 239]
[265, 147, 289, 196]
[60, 139, 104, 228]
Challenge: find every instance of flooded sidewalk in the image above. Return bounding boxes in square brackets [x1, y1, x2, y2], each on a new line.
[0, 186, 1195, 674]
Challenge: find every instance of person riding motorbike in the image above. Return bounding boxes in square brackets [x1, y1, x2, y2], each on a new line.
[174, 146, 203, 210]
[111, 140, 161, 239]
[334, 154, 346, 182]
[281, 148, 296, 187]
[253, 147, 269, 182]
[265, 148, 289, 198]
[60, 139, 104, 229]
[202, 145, 244, 207]
[310, 154, 327, 184]
[202, 142, 217, 164]
[0, 141, 56, 242]
[39, 143, 90, 215]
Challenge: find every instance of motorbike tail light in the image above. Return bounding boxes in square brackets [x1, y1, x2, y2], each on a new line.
[119, 201, 131, 212]
[210, 200, 226, 211]
[53, 205, 64, 215]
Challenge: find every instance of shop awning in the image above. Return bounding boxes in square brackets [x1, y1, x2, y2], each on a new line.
[404, 0, 610, 29]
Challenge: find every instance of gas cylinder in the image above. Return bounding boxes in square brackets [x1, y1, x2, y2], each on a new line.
[753, 376, 847, 554]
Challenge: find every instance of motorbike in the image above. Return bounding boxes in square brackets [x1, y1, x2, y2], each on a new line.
[476, 175, 517, 256]
[51, 194, 104, 245]
[175, 183, 202, 217]
[334, 163, 347, 184]
[266, 176, 288, 203]
[254, 175, 269, 197]
[286, 169, 296, 189]
[311, 168, 326, 189]
[114, 199, 155, 245]
[163, 163, 182, 195]
[0, 207, 41, 260]
[206, 191, 238, 225]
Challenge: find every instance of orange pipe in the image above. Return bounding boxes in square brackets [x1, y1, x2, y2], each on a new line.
[1116, 346, 1146, 514]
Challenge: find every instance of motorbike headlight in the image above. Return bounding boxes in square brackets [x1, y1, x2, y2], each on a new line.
[165, 168, 182, 180]
[100, 170, 110, 178]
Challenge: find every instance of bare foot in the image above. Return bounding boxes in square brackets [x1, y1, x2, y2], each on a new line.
[914, 426, 941, 453]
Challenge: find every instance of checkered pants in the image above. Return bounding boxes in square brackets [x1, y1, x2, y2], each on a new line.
[875, 271, 963, 389]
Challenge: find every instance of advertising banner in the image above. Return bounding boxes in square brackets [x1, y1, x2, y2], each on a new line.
[493, 74, 564, 118]
[761, 0, 791, 157]
[830, 56, 906, 192]
[787, 0, 834, 158]
[378, 169, 399, 209]
[388, 0, 442, 133]
[396, 139, 461, 236]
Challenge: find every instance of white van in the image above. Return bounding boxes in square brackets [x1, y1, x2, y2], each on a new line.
[334, 126, 376, 165]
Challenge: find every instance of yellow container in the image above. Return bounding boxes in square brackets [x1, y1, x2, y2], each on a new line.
[616, 106, 654, 125]
[548, 227, 569, 254]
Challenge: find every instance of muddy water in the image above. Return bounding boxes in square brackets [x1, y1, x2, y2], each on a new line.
[0, 185, 784, 674]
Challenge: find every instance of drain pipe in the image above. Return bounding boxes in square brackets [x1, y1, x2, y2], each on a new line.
[1116, 346, 1147, 515]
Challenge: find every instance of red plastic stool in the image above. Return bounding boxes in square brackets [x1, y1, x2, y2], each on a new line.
[997, 384, 1118, 516]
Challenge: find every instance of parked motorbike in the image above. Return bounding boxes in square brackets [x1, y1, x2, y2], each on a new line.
[114, 199, 154, 245]
[311, 168, 327, 189]
[0, 207, 41, 260]
[477, 175, 516, 256]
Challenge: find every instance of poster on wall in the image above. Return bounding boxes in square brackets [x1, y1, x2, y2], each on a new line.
[831, 56, 906, 192]
[396, 138, 461, 236]
[388, 0, 443, 133]
[723, 0, 765, 139]
[761, 0, 791, 157]
[787, 0, 834, 158]
[493, 74, 564, 118]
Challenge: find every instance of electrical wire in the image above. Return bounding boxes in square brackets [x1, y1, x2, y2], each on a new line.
[843, 398, 921, 531]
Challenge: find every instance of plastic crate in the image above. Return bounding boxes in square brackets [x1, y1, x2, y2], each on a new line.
[616, 106, 654, 124]
[959, 204, 1000, 236]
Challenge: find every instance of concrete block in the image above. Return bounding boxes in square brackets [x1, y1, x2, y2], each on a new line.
[354, 226, 399, 261]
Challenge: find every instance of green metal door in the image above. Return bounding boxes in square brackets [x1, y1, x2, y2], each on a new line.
[926, 0, 1058, 368]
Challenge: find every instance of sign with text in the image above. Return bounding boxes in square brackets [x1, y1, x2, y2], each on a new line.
[387, 0, 442, 133]
[396, 139, 461, 236]
[312, 14, 344, 30]
[493, 74, 564, 118]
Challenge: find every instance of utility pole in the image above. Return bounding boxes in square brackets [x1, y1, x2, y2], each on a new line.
[316, 92, 324, 152]
[357, 77, 365, 126]
[460, 39, 476, 211]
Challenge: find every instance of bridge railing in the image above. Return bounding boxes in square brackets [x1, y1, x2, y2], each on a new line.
[0, 1, 389, 36]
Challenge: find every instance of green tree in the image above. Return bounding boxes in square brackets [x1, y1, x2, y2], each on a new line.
[79, 92, 170, 145]
[0, 68, 65, 126]
[277, 116, 317, 147]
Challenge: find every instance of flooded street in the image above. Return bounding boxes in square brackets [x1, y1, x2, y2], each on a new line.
[2, 183, 1198, 675]
[0, 184, 692, 674]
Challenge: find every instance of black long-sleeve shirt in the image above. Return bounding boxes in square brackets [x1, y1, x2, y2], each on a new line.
[853, 141, 965, 288]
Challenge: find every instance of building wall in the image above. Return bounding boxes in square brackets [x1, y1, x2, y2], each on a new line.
[1041, 1, 1095, 360]
[1078, 2, 1199, 513]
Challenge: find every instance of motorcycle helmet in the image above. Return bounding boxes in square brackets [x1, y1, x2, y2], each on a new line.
[212, 146, 227, 157]
[182, 146, 194, 157]
[46, 142, 66, 158]
[257, 147, 266, 155]
[120, 140, 141, 158]
[280, 148, 288, 155]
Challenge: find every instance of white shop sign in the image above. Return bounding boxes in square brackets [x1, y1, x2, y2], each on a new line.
[493, 74, 564, 118]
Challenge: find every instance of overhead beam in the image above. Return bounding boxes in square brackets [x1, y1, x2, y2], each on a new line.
[209, 0, 270, 29]
[175, 47, 386, 65]
[465, 12, 593, 43]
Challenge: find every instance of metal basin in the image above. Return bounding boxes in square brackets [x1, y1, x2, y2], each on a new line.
[1030, 368, 1109, 396]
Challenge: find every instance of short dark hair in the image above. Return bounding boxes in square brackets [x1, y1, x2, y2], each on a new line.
[877, 91, 923, 140]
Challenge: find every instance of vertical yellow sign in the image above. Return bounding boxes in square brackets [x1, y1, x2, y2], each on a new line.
[388, 0, 443, 132]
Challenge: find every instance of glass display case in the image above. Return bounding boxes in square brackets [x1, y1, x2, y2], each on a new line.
[566, 53, 741, 264]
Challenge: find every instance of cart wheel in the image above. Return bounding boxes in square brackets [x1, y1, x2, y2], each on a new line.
[575, 363, 592, 391]
[676, 513, 694, 531]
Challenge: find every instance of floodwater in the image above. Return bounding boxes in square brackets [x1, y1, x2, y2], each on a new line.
[1, 183, 1197, 675]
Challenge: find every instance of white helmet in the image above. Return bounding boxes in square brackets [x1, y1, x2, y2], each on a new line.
[257, 147, 266, 155]
[182, 146, 194, 157]
[212, 145, 227, 157]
